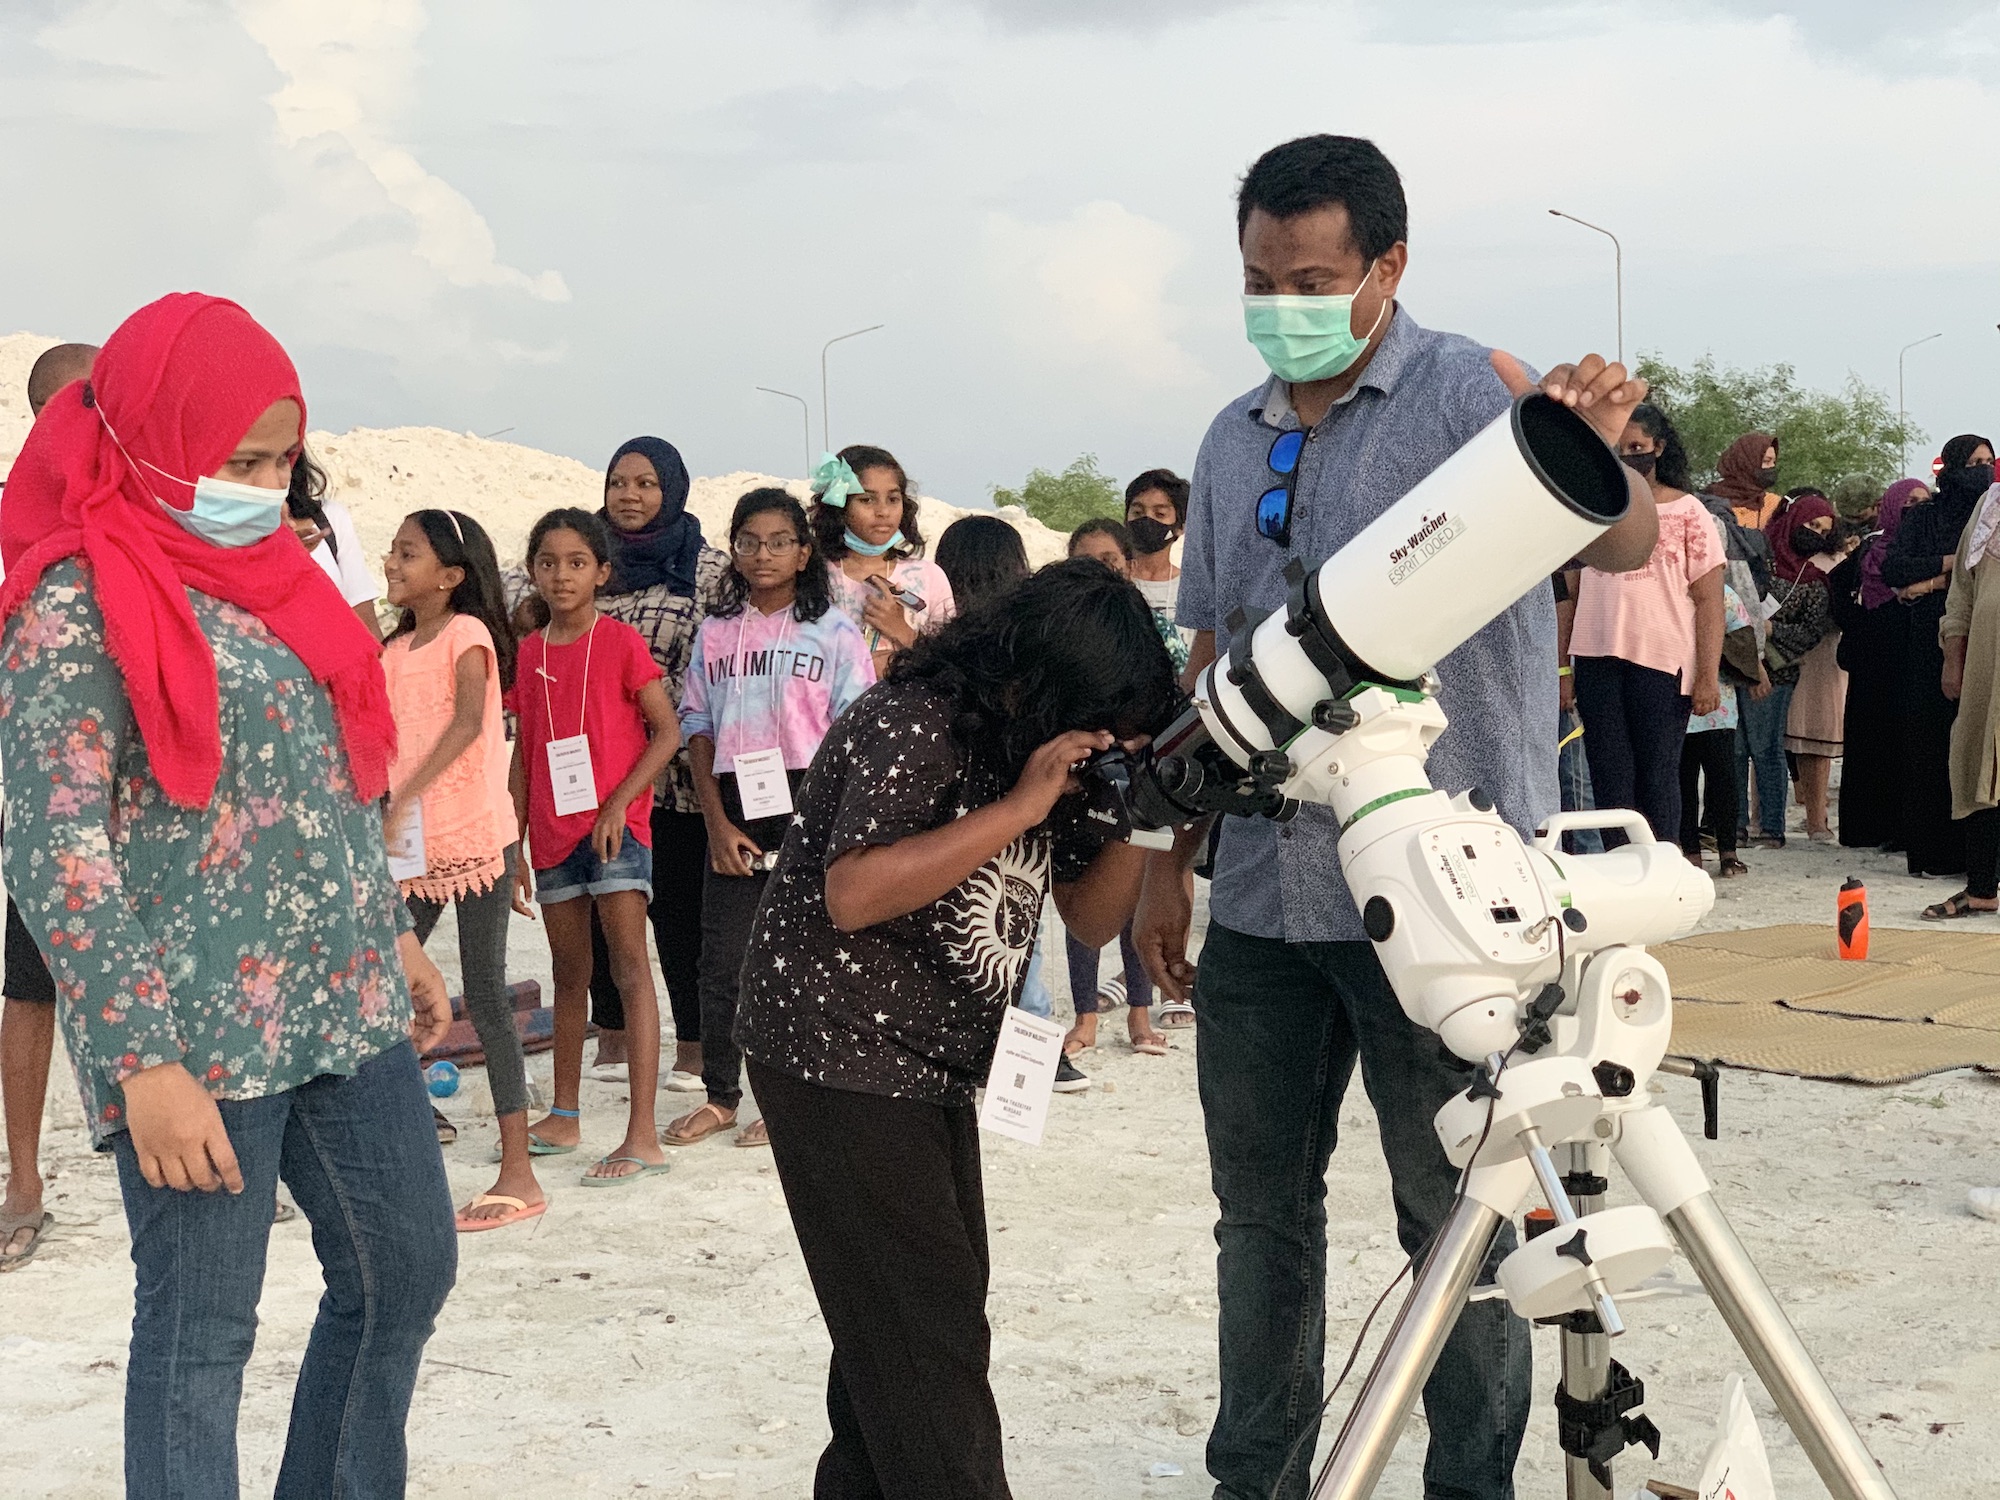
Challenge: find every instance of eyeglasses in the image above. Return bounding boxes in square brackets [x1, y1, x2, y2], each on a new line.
[1256, 429, 1306, 547]
[732, 534, 802, 558]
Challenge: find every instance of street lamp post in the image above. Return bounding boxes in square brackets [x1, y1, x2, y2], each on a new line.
[1548, 209, 1623, 365]
[821, 325, 885, 454]
[756, 387, 812, 478]
[1897, 332, 1943, 478]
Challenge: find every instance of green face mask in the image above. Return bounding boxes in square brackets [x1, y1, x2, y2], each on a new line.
[1242, 261, 1387, 384]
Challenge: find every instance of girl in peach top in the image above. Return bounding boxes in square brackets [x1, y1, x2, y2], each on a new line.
[382, 509, 544, 1232]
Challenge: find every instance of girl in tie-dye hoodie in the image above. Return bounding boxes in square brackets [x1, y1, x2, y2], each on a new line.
[667, 489, 875, 1147]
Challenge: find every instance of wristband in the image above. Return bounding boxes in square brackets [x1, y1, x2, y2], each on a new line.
[1557, 665, 1573, 677]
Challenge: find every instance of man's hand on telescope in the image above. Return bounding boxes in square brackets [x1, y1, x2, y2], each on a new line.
[1490, 350, 1647, 450]
[1492, 350, 1659, 572]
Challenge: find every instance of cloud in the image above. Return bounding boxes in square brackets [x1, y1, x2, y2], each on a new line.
[235, 0, 568, 302]
[983, 201, 1207, 393]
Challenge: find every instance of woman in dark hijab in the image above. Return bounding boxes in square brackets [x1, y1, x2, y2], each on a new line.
[1831, 479, 1926, 848]
[1711, 431, 1781, 531]
[583, 437, 730, 1089]
[1881, 434, 1996, 876]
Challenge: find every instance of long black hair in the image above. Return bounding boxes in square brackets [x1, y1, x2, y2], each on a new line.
[711, 487, 831, 624]
[1626, 403, 1694, 494]
[887, 559, 1178, 784]
[388, 509, 518, 691]
[933, 515, 1028, 613]
[286, 446, 337, 558]
[810, 443, 926, 563]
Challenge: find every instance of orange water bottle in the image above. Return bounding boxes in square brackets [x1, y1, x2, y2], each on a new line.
[1837, 877, 1869, 961]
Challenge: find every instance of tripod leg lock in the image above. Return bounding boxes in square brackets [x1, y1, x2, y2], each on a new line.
[1555, 1359, 1662, 1490]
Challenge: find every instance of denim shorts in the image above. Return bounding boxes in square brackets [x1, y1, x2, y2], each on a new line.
[534, 833, 653, 906]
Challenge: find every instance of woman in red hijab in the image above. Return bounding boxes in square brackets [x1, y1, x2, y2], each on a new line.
[0, 294, 457, 1498]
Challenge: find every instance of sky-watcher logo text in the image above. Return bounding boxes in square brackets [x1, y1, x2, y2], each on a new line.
[1386, 511, 1467, 585]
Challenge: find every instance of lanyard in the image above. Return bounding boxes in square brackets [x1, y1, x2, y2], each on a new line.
[538, 617, 598, 739]
[733, 606, 793, 743]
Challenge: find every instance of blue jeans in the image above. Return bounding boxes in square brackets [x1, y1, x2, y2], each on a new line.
[112, 1041, 457, 1499]
[1735, 680, 1795, 839]
[1014, 927, 1053, 1018]
[1195, 923, 1529, 1500]
[1557, 706, 1604, 855]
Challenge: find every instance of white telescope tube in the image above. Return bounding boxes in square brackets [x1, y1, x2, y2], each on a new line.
[1202, 393, 1630, 761]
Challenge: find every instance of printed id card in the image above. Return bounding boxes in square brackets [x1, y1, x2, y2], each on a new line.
[732, 746, 794, 821]
[385, 799, 427, 882]
[546, 734, 599, 816]
[977, 1009, 1066, 1146]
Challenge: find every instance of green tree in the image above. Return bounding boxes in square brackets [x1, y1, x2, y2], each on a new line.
[1634, 353, 1920, 495]
[990, 454, 1122, 534]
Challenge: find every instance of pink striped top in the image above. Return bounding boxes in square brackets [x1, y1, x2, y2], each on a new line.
[1571, 496, 1725, 687]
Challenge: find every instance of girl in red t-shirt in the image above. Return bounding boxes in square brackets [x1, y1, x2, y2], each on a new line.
[507, 508, 682, 1185]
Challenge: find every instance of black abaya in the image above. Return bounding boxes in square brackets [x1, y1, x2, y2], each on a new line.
[1831, 554, 1911, 849]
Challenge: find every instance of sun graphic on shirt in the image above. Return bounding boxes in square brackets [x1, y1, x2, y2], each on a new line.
[937, 833, 1048, 1001]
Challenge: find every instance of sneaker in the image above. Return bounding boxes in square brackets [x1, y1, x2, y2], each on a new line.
[662, 1070, 705, 1093]
[1052, 1056, 1092, 1094]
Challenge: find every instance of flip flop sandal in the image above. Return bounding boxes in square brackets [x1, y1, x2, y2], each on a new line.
[579, 1155, 672, 1187]
[455, 1193, 550, 1233]
[0, 1209, 51, 1272]
[588, 1062, 629, 1083]
[1097, 976, 1127, 1009]
[528, 1107, 581, 1156]
[662, 1101, 737, 1146]
[1922, 891, 1996, 921]
[1129, 1036, 1172, 1056]
[432, 1106, 458, 1146]
[1717, 858, 1750, 879]
[273, 1201, 298, 1225]
[735, 1119, 771, 1149]
[1156, 1002, 1196, 1030]
[662, 1071, 706, 1093]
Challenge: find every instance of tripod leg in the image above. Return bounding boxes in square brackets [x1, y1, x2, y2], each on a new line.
[1667, 1193, 1899, 1500]
[1310, 1157, 1530, 1500]
[1616, 1106, 1899, 1500]
[1560, 1143, 1614, 1500]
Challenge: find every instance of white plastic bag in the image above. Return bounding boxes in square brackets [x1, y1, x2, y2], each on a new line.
[1696, 1373, 1775, 1500]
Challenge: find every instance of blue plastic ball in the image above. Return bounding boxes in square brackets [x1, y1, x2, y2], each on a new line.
[425, 1060, 460, 1098]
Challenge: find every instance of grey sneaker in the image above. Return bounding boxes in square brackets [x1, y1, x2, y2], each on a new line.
[1052, 1056, 1092, 1094]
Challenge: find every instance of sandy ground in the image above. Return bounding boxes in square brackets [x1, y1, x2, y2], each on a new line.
[4, 791, 1998, 1499]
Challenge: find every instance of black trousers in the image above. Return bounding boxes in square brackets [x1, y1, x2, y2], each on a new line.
[1679, 728, 1739, 857]
[699, 773, 800, 1109]
[588, 804, 707, 1043]
[1964, 807, 2000, 901]
[1574, 656, 1693, 849]
[750, 1060, 1011, 1500]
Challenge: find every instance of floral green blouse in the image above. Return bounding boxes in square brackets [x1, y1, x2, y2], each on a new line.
[0, 562, 414, 1146]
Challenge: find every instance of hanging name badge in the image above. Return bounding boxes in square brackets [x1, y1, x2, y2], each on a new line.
[546, 735, 599, 816]
[978, 1008, 1066, 1146]
[732, 746, 794, 821]
[384, 799, 427, 882]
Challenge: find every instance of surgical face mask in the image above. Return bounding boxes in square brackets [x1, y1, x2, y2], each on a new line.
[1621, 451, 1658, 479]
[1242, 261, 1388, 384]
[1127, 515, 1177, 555]
[158, 474, 289, 549]
[845, 528, 904, 558]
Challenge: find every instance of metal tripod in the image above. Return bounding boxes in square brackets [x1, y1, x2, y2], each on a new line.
[1307, 1097, 1899, 1500]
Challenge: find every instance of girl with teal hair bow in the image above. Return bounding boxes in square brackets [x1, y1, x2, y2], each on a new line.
[809, 443, 957, 674]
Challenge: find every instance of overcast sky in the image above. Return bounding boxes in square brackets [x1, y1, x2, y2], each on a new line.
[3, 0, 1996, 502]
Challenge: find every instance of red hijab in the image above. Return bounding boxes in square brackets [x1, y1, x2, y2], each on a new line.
[1764, 492, 1836, 586]
[0, 293, 394, 808]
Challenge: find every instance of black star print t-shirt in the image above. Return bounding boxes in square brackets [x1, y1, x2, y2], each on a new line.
[735, 678, 1118, 1106]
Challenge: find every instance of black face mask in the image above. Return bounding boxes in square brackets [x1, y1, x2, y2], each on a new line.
[1621, 451, 1658, 478]
[1966, 462, 1996, 493]
[1756, 465, 1780, 488]
[1790, 525, 1835, 557]
[1127, 515, 1178, 556]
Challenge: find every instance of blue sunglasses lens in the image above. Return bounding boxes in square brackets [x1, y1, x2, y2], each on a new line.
[1256, 485, 1291, 539]
[1269, 430, 1305, 475]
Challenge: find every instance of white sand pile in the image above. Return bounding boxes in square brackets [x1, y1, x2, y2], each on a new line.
[0, 331, 1068, 578]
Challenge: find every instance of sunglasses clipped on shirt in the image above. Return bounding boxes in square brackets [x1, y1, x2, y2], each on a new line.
[1256, 429, 1306, 547]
